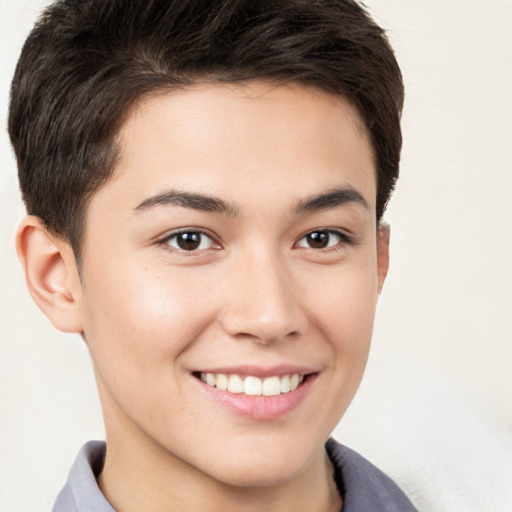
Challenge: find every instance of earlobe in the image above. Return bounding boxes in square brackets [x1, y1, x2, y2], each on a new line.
[16, 216, 84, 333]
[377, 223, 390, 294]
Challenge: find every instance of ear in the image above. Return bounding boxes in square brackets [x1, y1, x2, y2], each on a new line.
[376, 223, 390, 294]
[16, 216, 84, 333]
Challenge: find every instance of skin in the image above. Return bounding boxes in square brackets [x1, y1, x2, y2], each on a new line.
[17, 82, 389, 512]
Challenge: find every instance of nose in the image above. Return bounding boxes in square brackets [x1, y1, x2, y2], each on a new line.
[218, 251, 308, 344]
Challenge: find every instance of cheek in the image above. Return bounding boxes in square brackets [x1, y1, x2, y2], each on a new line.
[80, 257, 218, 384]
[305, 261, 378, 357]
[294, 261, 378, 432]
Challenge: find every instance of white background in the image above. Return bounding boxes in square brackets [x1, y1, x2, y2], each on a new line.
[1, 1, 511, 511]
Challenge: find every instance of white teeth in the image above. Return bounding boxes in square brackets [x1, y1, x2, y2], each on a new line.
[290, 374, 300, 391]
[199, 372, 306, 396]
[262, 376, 281, 396]
[216, 373, 228, 391]
[280, 375, 291, 393]
[244, 376, 262, 396]
[228, 374, 244, 394]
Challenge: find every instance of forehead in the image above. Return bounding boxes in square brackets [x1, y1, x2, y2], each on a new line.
[121, 81, 371, 160]
[94, 82, 376, 217]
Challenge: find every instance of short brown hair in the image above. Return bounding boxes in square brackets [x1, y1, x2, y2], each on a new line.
[9, 0, 404, 263]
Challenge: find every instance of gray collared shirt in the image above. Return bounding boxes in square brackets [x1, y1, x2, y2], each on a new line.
[53, 439, 418, 511]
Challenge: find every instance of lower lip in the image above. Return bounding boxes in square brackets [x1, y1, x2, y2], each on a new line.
[195, 374, 317, 421]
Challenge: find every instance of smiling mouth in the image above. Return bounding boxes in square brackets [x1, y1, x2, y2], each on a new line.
[195, 372, 308, 397]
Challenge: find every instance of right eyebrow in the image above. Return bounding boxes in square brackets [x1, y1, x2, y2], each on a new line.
[133, 189, 239, 217]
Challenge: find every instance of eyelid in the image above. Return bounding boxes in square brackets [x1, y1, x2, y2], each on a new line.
[294, 228, 355, 249]
[155, 227, 355, 252]
[157, 227, 222, 251]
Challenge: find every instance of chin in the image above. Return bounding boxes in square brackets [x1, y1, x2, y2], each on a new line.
[214, 462, 305, 489]
[200, 437, 323, 489]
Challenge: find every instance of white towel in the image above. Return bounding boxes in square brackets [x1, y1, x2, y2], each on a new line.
[333, 350, 512, 512]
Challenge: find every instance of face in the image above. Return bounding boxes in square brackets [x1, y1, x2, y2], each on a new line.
[77, 82, 387, 488]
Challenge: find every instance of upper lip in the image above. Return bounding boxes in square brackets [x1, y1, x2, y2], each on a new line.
[193, 364, 319, 378]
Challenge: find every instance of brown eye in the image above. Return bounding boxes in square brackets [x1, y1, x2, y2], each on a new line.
[166, 231, 215, 251]
[306, 231, 329, 248]
[296, 230, 343, 249]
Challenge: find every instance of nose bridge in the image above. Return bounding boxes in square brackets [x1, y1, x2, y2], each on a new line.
[219, 245, 307, 343]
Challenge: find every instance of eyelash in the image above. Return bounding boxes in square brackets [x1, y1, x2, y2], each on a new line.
[295, 229, 355, 251]
[157, 229, 220, 253]
[157, 228, 355, 254]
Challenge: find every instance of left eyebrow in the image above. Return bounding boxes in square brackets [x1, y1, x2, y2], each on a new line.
[294, 186, 369, 213]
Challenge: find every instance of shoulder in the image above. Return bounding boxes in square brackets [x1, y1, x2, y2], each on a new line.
[326, 438, 418, 512]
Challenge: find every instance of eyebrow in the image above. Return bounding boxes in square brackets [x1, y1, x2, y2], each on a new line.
[134, 185, 368, 217]
[134, 189, 239, 216]
[294, 186, 369, 213]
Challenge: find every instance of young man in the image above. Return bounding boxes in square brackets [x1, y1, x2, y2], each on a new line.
[9, 0, 416, 510]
